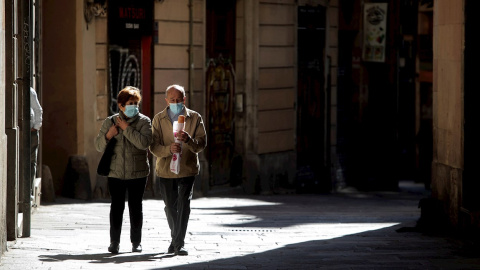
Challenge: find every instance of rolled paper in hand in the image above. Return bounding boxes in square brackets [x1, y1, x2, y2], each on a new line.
[178, 115, 185, 123]
[170, 116, 185, 174]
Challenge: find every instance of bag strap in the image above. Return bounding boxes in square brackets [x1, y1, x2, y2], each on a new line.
[109, 114, 118, 126]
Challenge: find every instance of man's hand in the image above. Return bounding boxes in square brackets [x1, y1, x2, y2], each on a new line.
[176, 130, 191, 143]
[170, 142, 182, 154]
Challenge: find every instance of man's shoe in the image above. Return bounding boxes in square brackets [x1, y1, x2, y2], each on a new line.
[175, 246, 188, 256]
[108, 242, 120, 254]
[167, 244, 174, 254]
[132, 243, 142, 252]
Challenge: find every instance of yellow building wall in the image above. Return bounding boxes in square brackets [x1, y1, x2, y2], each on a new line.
[42, 0, 79, 195]
[432, 0, 464, 226]
[153, 0, 205, 115]
[257, 0, 296, 154]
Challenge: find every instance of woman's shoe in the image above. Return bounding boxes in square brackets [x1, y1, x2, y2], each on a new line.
[108, 242, 120, 254]
[175, 246, 188, 256]
[132, 243, 142, 252]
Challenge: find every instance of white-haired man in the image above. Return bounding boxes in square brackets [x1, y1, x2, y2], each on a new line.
[149, 84, 207, 256]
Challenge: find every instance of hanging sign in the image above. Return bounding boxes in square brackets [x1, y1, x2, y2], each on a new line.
[108, 0, 153, 39]
[362, 3, 388, 62]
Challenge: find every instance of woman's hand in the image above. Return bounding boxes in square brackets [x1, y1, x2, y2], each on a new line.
[105, 123, 119, 140]
[117, 116, 129, 130]
[170, 142, 182, 154]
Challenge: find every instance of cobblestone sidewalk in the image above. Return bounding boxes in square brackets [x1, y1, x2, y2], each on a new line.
[1, 182, 480, 269]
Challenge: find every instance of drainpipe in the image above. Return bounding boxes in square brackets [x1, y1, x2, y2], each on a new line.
[325, 56, 332, 191]
[188, 0, 193, 104]
[21, 0, 33, 237]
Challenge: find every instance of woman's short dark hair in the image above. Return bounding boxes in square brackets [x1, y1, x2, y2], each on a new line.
[117, 86, 142, 107]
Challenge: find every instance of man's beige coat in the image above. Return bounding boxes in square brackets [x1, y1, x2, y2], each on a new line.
[150, 107, 207, 178]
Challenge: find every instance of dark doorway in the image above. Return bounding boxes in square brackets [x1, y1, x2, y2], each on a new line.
[206, 0, 237, 187]
[107, 0, 153, 116]
[296, 6, 329, 193]
[463, 0, 480, 210]
[206, 0, 236, 62]
[414, 3, 433, 190]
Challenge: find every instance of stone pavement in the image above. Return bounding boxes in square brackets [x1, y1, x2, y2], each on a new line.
[1, 181, 480, 270]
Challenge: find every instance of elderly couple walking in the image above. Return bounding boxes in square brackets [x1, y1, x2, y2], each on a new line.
[94, 84, 207, 256]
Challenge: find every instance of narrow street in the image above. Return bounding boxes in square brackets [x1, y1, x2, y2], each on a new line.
[1, 181, 479, 269]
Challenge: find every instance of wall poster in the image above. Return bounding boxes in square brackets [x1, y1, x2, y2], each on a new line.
[363, 3, 388, 62]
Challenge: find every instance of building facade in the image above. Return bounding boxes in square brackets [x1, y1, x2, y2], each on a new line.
[38, 0, 339, 200]
[1, 0, 339, 253]
[2, 0, 478, 257]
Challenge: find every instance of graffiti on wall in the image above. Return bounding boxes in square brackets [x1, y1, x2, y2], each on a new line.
[108, 44, 141, 114]
[206, 56, 236, 186]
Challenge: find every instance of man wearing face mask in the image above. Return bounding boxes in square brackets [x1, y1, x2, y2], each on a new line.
[150, 84, 207, 256]
[95, 86, 152, 254]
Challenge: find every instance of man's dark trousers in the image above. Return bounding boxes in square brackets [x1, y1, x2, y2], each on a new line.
[158, 176, 195, 249]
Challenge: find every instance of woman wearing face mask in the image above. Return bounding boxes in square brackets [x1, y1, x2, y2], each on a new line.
[95, 86, 152, 254]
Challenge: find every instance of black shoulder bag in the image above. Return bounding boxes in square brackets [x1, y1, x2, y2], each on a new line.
[97, 117, 117, 176]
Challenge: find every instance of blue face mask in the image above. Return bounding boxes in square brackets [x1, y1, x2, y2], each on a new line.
[170, 102, 184, 115]
[124, 105, 139, 118]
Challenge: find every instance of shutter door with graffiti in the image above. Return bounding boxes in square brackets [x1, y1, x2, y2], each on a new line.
[206, 0, 237, 187]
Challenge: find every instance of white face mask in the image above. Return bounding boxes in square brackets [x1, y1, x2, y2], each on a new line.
[170, 102, 184, 114]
